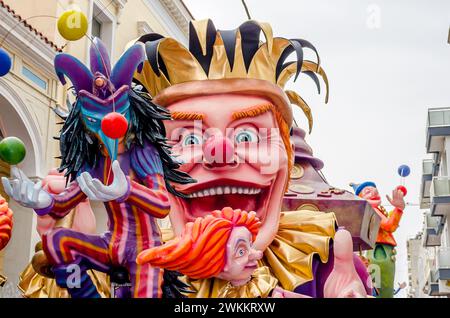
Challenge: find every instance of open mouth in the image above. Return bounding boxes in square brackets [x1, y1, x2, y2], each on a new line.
[178, 179, 273, 222]
[244, 264, 258, 270]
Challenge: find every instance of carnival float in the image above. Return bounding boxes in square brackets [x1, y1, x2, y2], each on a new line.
[0, 3, 408, 297]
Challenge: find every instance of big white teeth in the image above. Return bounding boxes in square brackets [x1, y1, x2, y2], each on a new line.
[187, 186, 262, 198]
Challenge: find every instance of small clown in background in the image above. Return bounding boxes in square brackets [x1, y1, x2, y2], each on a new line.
[350, 181, 406, 298]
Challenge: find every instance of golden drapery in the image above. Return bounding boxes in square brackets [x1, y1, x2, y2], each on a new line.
[217, 266, 278, 298]
[18, 264, 110, 298]
[18, 210, 336, 298]
[181, 210, 337, 298]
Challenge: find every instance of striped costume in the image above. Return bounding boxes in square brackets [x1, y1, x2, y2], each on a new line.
[38, 144, 169, 298]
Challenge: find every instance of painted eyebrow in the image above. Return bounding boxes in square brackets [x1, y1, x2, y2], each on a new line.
[231, 104, 273, 121]
[171, 111, 205, 121]
[234, 238, 247, 253]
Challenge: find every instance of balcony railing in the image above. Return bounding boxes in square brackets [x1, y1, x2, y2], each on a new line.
[424, 213, 442, 247]
[437, 247, 450, 281]
[421, 159, 434, 209]
[427, 268, 440, 296]
[437, 247, 450, 269]
[426, 213, 440, 232]
[431, 177, 450, 197]
[430, 177, 450, 216]
[426, 108, 450, 153]
[428, 108, 450, 127]
[423, 159, 434, 176]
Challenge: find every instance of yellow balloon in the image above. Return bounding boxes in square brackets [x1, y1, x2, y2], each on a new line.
[57, 10, 88, 41]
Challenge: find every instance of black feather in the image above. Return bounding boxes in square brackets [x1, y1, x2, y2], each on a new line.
[162, 270, 194, 298]
[57, 87, 195, 197]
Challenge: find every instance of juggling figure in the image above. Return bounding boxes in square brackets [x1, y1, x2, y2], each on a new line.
[1, 38, 192, 298]
[350, 181, 406, 298]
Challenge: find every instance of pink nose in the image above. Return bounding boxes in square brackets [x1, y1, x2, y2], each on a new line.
[203, 135, 234, 167]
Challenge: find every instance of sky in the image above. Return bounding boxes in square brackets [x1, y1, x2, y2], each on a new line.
[183, 0, 450, 297]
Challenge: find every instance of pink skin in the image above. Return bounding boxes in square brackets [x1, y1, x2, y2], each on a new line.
[216, 226, 263, 286]
[359, 186, 405, 211]
[164, 94, 289, 251]
[359, 186, 381, 208]
[324, 229, 368, 298]
[37, 169, 96, 236]
[164, 92, 367, 297]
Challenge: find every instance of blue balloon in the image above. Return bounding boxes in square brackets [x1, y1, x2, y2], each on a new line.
[398, 164, 410, 177]
[0, 48, 12, 77]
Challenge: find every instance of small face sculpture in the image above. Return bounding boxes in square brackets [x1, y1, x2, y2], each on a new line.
[359, 186, 381, 207]
[217, 226, 263, 286]
[164, 94, 290, 250]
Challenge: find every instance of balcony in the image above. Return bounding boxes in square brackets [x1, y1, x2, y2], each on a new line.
[427, 269, 440, 296]
[420, 159, 434, 209]
[423, 213, 443, 247]
[426, 108, 450, 153]
[430, 177, 450, 216]
[436, 247, 450, 280]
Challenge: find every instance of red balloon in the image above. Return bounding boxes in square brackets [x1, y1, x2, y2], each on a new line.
[101, 112, 128, 139]
[396, 185, 407, 196]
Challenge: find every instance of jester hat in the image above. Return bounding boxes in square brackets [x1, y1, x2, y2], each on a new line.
[133, 19, 329, 133]
[54, 38, 145, 160]
[350, 182, 377, 196]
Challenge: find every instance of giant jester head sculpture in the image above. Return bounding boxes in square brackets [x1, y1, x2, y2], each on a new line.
[55, 38, 144, 164]
[134, 20, 329, 251]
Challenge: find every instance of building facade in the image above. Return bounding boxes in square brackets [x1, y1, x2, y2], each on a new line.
[410, 107, 450, 297]
[0, 0, 192, 297]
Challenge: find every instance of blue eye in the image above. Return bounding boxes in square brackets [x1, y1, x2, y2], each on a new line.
[236, 247, 247, 258]
[182, 134, 202, 146]
[235, 130, 258, 144]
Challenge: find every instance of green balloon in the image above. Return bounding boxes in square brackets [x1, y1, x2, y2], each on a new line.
[0, 137, 26, 165]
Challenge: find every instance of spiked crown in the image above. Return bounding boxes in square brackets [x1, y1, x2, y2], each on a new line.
[134, 19, 329, 132]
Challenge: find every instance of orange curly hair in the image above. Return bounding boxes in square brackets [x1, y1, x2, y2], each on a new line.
[0, 195, 13, 250]
[136, 207, 261, 279]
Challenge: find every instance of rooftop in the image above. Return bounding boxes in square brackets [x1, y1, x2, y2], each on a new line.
[0, 0, 63, 52]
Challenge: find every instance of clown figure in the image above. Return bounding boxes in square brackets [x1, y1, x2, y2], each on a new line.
[351, 182, 405, 298]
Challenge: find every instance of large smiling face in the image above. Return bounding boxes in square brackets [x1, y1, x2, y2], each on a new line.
[164, 93, 290, 250]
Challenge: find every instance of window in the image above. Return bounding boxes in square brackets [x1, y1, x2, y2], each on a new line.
[92, 17, 102, 39]
[22, 66, 48, 91]
[90, 2, 115, 60]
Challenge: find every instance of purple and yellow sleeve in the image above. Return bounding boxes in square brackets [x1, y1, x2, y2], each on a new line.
[119, 174, 170, 219]
[35, 182, 87, 219]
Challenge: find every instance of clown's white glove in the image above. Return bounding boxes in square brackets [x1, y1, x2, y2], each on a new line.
[1, 167, 52, 210]
[77, 160, 129, 202]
